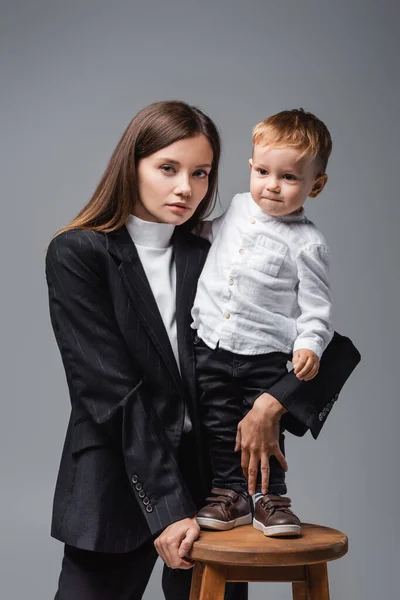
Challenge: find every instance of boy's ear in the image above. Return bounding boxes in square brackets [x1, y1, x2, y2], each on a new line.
[248, 158, 253, 170]
[309, 174, 328, 198]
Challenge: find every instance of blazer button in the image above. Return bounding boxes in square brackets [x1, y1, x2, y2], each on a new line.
[318, 413, 324, 422]
[146, 505, 153, 513]
[132, 475, 138, 484]
[138, 490, 145, 498]
[334, 393, 339, 401]
[135, 483, 143, 491]
[143, 497, 150, 505]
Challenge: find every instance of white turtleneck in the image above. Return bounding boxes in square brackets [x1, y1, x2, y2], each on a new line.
[125, 214, 192, 432]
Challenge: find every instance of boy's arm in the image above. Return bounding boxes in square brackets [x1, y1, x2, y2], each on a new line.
[293, 243, 334, 358]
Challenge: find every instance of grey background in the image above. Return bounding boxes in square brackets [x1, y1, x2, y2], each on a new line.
[1, 0, 398, 598]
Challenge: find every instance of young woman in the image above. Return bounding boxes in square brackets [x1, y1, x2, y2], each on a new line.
[46, 100, 360, 600]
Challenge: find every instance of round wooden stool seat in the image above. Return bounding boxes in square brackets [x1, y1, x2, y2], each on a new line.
[189, 523, 348, 599]
[191, 523, 348, 566]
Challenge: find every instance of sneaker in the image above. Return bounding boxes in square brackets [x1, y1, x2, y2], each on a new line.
[196, 487, 252, 531]
[253, 494, 301, 537]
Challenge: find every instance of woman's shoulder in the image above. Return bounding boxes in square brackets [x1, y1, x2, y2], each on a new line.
[46, 228, 108, 270]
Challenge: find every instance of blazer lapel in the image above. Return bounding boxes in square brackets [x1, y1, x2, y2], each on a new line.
[106, 226, 183, 395]
[173, 229, 208, 403]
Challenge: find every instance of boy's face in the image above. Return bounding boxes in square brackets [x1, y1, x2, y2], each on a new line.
[249, 145, 327, 217]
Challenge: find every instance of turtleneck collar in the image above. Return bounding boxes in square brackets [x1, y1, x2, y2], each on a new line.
[125, 214, 175, 249]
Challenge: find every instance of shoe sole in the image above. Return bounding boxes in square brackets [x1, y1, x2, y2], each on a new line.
[253, 518, 302, 537]
[196, 512, 253, 531]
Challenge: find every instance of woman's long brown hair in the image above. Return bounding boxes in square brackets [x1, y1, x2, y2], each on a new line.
[55, 100, 221, 236]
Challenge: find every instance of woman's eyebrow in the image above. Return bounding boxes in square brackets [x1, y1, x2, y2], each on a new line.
[158, 157, 212, 168]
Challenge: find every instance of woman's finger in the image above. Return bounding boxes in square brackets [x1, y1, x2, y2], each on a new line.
[241, 447, 250, 481]
[260, 452, 270, 495]
[234, 424, 242, 452]
[247, 451, 260, 496]
[178, 524, 200, 558]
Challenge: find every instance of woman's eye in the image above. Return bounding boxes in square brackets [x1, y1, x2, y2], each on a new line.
[160, 165, 175, 174]
[193, 170, 209, 179]
[283, 174, 297, 181]
[257, 168, 268, 176]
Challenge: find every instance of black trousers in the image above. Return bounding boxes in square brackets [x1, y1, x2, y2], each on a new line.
[194, 336, 290, 496]
[55, 540, 247, 600]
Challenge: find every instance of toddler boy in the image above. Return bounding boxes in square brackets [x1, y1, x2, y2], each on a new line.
[191, 109, 333, 537]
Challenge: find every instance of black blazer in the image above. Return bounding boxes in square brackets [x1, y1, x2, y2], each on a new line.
[45, 225, 360, 553]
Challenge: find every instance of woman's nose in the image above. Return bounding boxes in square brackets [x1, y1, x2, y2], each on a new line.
[175, 175, 192, 197]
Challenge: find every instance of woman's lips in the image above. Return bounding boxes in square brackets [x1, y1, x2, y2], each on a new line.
[167, 203, 190, 214]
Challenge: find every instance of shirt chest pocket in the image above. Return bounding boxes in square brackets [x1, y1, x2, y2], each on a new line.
[247, 236, 287, 277]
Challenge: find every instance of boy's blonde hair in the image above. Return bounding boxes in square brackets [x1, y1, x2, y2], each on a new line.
[252, 109, 332, 174]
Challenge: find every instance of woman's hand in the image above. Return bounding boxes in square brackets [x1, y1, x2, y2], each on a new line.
[154, 517, 200, 569]
[235, 393, 288, 495]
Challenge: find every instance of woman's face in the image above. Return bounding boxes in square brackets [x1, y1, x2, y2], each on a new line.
[134, 134, 214, 224]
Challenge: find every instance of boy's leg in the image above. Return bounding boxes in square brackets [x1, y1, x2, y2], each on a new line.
[237, 351, 291, 495]
[194, 338, 250, 494]
[238, 352, 302, 537]
[194, 338, 252, 530]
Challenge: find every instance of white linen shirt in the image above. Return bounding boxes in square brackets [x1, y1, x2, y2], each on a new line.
[191, 192, 333, 359]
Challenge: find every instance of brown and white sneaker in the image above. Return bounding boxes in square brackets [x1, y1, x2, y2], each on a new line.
[253, 494, 302, 537]
[196, 488, 252, 531]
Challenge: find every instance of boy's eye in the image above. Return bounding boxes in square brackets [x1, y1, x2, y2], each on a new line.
[257, 168, 268, 176]
[160, 165, 175, 174]
[283, 174, 297, 181]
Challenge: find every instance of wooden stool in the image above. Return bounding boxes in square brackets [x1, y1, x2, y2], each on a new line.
[189, 523, 348, 600]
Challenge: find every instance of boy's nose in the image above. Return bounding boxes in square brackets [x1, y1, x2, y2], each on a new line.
[266, 179, 280, 192]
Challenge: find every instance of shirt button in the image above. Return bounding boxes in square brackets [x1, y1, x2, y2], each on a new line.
[239, 248, 244, 254]
[229, 278, 234, 285]
[225, 313, 231, 319]
[251, 219, 256, 224]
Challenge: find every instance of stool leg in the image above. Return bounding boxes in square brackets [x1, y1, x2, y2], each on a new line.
[306, 563, 330, 600]
[198, 563, 226, 600]
[292, 582, 308, 600]
[190, 562, 204, 600]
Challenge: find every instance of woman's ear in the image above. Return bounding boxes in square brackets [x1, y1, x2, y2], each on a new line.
[309, 174, 328, 198]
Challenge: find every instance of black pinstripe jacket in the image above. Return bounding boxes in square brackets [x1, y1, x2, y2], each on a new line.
[45, 225, 360, 553]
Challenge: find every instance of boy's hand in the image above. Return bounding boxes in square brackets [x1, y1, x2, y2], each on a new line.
[292, 349, 320, 381]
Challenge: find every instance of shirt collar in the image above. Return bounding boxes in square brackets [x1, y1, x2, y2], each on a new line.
[125, 214, 175, 248]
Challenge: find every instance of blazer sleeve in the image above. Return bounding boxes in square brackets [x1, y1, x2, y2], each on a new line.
[267, 331, 361, 439]
[46, 229, 197, 533]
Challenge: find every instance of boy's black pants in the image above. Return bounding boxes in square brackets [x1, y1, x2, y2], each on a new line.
[194, 336, 290, 496]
